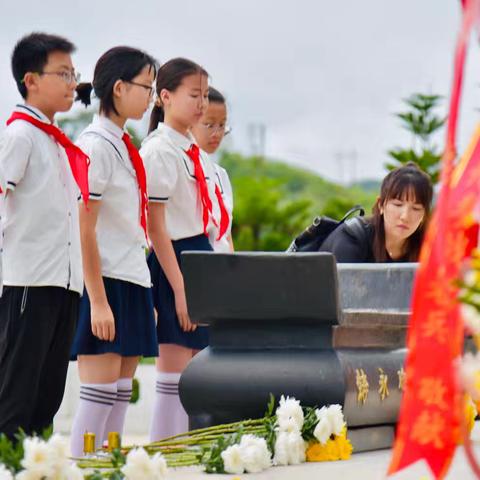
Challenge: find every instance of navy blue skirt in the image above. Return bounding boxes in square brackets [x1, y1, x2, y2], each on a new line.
[148, 234, 211, 349]
[70, 277, 158, 359]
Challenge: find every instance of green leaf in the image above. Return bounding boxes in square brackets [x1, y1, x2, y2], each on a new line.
[264, 393, 276, 418]
[111, 448, 126, 468]
[85, 471, 105, 480]
[109, 471, 125, 480]
[301, 406, 320, 442]
[264, 417, 277, 455]
[0, 430, 26, 473]
[130, 378, 140, 404]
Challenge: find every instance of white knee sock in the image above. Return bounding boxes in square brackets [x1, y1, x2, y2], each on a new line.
[102, 378, 133, 444]
[149, 372, 189, 441]
[70, 382, 117, 457]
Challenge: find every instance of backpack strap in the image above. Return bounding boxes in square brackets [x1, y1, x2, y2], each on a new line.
[339, 205, 365, 223]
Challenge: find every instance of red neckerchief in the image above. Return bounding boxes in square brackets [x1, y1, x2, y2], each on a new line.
[214, 183, 229, 241]
[184, 144, 215, 236]
[122, 133, 148, 240]
[6, 111, 90, 205]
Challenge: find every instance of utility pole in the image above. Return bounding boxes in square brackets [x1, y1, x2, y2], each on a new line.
[334, 149, 358, 185]
[247, 123, 267, 159]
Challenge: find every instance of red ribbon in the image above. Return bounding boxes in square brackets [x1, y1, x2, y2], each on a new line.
[122, 133, 148, 240]
[388, 1, 480, 478]
[184, 144, 215, 236]
[214, 183, 229, 241]
[6, 112, 90, 205]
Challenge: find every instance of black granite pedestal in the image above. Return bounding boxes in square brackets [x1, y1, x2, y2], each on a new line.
[179, 253, 416, 452]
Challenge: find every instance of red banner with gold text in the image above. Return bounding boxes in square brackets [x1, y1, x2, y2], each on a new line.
[388, 0, 480, 477]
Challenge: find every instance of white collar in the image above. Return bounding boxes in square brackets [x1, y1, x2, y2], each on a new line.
[156, 123, 195, 151]
[15, 104, 52, 124]
[93, 114, 124, 139]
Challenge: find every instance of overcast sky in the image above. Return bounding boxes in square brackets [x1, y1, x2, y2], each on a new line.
[1, 0, 479, 183]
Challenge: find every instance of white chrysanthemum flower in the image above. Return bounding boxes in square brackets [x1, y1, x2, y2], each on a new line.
[287, 432, 307, 464]
[276, 416, 301, 434]
[238, 435, 272, 473]
[21, 437, 56, 479]
[47, 434, 69, 460]
[272, 432, 289, 466]
[316, 405, 345, 437]
[462, 304, 480, 335]
[273, 431, 306, 465]
[459, 352, 480, 401]
[62, 464, 84, 480]
[464, 270, 477, 288]
[313, 416, 331, 444]
[0, 464, 13, 480]
[470, 293, 480, 305]
[151, 452, 168, 479]
[47, 433, 71, 476]
[15, 470, 38, 480]
[325, 404, 345, 436]
[221, 444, 245, 474]
[121, 448, 163, 480]
[276, 395, 304, 432]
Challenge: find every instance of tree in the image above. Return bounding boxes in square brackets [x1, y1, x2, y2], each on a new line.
[321, 197, 360, 220]
[231, 176, 312, 251]
[58, 109, 94, 140]
[386, 93, 445, 184]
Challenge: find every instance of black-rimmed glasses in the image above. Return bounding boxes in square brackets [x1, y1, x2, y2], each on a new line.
[125, 80, 155, 97]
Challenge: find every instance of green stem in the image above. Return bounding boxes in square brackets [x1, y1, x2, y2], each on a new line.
[146, 428, 267, 450]
[143, 418, 265, 446]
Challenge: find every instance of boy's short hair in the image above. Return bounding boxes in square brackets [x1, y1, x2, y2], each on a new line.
[11, 32, 76, 99]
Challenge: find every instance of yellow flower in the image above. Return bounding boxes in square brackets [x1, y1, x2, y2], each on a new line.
[306, 441, 330, 462]
[305, 434, 353, 462]
[466, 395, 477, 433]
[457, 395, 477, 444]
[325, 439, 339, 461]
[335, 435, 353, 460]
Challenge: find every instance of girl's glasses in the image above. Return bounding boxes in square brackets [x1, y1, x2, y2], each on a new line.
[201, 123, 232, 136]
[125, 80, 155, 98]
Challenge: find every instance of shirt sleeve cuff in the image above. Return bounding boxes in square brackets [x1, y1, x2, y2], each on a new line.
[148, 195, 169, 203]
[6, 181, 17, 191]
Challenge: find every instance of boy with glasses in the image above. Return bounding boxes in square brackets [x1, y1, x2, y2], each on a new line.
[0, 32, 89, 439]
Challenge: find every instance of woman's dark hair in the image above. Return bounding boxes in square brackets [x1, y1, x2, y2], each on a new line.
[11, 32, 75, 99]
[208, 87, 225, 104]
[76, 46, 157, 116]
[371, 162, 433, 262]
[148, 58, 208, 133]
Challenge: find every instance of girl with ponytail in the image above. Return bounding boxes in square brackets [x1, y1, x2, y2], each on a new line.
[140, 58, 228, 439]
[70, 46, 158, 455]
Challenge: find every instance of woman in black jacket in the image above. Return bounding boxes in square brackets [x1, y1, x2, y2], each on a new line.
[320, 162, 433, 262]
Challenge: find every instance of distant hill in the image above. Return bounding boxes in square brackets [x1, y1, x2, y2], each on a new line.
[350, 179, 382, 193]
[220, 151, 378, 219]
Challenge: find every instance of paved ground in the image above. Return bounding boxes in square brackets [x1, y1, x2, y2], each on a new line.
[164, 449, 473, 480]
[120, 427, 480, 480]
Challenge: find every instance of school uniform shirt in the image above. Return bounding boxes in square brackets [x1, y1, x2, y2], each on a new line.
[76, 115, 150, 288]
[0, 104, 83, 294]
[141, 123, 217, 241]
[0, 175, 6, 297]
[212, 163, 233, 253]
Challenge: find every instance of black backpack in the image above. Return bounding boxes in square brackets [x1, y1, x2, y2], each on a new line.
[286, 205, 366, 252]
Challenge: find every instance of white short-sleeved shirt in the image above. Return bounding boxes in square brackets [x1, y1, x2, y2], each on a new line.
[76, 115, 150, 288]
[0, 104, 83, 293]
[141, 123, 217, 241]
[212, 163, 234, 253]
[0, 176, 6, 297]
